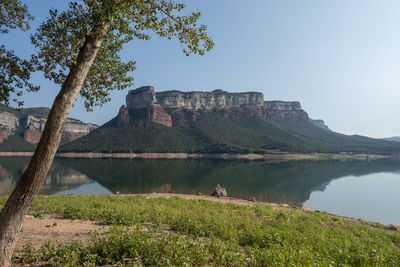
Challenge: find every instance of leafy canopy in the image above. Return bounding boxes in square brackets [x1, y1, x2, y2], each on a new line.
[0, 0, 38, 107]
[31, 0, 214, 110]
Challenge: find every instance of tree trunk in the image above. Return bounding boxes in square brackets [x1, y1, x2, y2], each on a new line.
[0, 22, 111, 266]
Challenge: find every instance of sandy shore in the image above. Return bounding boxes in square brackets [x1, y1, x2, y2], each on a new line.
[0, 151, 392, 161]
[0, 152, 264, 160]
[56, 152, 265, 160]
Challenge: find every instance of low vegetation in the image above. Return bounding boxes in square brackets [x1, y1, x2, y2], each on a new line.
[60, 112, 400, 155]
[0, 195, 398, 266]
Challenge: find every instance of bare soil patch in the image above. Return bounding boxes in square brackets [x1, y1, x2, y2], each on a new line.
[16, 214, 109, 251]
[137, 192, 295, 210]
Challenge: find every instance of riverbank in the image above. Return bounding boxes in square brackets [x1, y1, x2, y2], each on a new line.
[1, 194, 398, 266]
[0, 151, 392, 161]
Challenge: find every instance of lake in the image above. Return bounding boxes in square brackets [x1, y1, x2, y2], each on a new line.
[0, 157, 399, 225]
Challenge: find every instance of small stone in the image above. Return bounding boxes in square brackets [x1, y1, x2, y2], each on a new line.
[248, 197, 256, 202]
[276, 212, 289, 219]
[52, 222, 57, 227]
[197, 192, 203, 196]
[25, 215, 34, 219]
[384, 224, 400, 231]
[45, 224, 51, 228]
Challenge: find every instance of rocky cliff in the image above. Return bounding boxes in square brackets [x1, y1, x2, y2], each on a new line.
[124, 86, 310, 127]
[0, 106, 97, 145]
[156, 89, 264, 110]
[125, 86, 172, 127]
[309, 119, 331, 131]
[263, 101, 309, 121]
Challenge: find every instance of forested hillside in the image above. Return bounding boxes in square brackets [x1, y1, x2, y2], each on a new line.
[59, 112, 400, 154]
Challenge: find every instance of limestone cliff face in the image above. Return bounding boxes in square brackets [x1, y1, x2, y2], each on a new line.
[61, 119, 98, 144]
[21, 114, 47, 132]
[126, 86, 157, 109]
[126, 86, 172, 127]
[0, 112, 20, 142]
[156, 89, 264, 111]
[263, 101, 309, 121]
[124, 86, 310, 127]
[0, 108, 97, 145]
[0, 111, 19, 130]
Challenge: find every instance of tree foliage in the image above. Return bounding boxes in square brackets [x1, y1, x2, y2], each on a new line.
[0, 0, 38, 107]
[0, 0, 32, 33]
[31, 0, 214, 110]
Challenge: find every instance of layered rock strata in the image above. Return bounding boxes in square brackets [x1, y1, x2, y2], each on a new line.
[0, 108, 97, 144]
[156, 89, 264, 110]
[263, 101, 309, 121]
[126, 86, 172, 127]
[61, 119, 98, 144]
[124, 86, 312, 127]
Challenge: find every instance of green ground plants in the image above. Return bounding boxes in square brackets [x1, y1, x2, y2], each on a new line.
[0, 195, 399, 266]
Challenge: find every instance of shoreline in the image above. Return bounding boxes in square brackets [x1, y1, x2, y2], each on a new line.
[0, 151, 393, 161]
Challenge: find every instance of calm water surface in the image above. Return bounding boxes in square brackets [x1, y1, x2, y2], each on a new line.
[0, 157, 399, 224]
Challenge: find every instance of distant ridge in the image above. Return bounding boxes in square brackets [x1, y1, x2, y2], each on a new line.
[0, 104, 97, 152]
[381, 136, 400, 142]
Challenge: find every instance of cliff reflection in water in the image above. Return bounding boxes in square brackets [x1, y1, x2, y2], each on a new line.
[1, 158, 400, 206]
[60, 158, 400, 205]
[0, 157, 92, 195]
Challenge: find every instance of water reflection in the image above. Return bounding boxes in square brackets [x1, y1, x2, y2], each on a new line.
[2, 157, 399, 224]
[56, 182, 112, 195]
[1, 157, 400, 205]
[304, 172, 400, 224]
[0, 157, 93, 195]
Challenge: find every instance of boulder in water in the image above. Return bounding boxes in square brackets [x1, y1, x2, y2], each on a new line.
[211, 184, 227, 198]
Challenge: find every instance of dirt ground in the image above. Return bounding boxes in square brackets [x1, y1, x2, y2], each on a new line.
[16, 214, 109, 251]
[140, 192, 294, 208]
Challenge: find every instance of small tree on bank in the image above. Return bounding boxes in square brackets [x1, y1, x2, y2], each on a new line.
[0, 0, 213, 265]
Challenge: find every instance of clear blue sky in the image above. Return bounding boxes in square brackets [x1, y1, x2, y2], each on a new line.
[4, 0, 400, 138]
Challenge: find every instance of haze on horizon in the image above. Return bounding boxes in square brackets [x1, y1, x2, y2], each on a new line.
[4, 0, 400, 138]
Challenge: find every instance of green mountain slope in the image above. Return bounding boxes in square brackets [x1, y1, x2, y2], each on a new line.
[59, 112, 400, 154]
[0, 104, 50, 118]
[0, 135, 35, 152]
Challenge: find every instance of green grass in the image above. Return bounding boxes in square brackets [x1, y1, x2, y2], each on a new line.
[1, 195, 399, 266]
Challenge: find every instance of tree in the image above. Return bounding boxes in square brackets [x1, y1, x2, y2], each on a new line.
[0, 0, 213, 265]
[0, 0, 37, 107]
